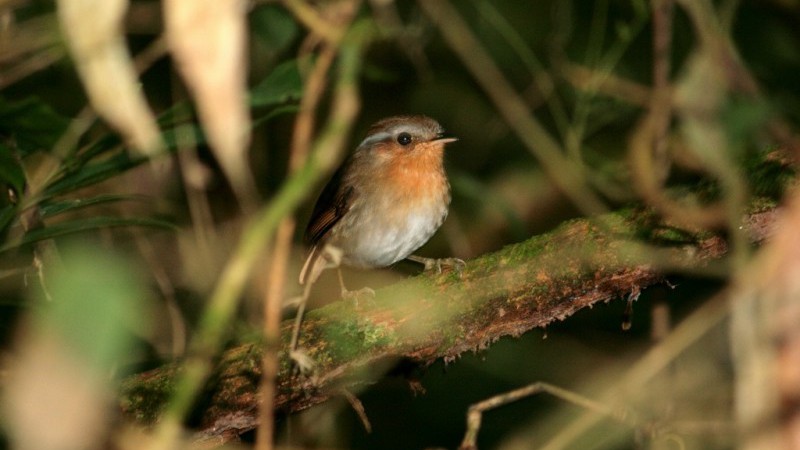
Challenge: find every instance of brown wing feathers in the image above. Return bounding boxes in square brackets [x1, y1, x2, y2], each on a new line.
[299, 166, 355, 284]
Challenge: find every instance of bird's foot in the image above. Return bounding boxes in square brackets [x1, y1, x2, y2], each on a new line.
[408, 255, 466, 276]
[341, 286, 376, 306]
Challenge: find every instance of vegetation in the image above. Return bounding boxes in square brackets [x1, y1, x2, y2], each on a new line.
[1, 1, 799, 449]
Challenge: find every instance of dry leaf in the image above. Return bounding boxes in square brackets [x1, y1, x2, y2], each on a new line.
[164, 0, 254, 205]
[56, 0, 163, 155]
[2, 329, 112, 450]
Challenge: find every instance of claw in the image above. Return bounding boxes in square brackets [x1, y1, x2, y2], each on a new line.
[408, 255, 466, 276]
[441, 257, 466, 275]
[341, 286, 375, 307]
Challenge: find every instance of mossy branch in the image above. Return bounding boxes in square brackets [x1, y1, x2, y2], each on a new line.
[119, 202, 779, 444]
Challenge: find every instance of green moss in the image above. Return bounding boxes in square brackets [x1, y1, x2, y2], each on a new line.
[747, 196, 779, 213]
[745, 151, 796, 199]
[120, 365, 179, 424]
[317, 316, 397, 363]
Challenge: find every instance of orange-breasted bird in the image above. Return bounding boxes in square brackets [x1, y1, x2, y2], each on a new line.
[299, 115, 462, 296]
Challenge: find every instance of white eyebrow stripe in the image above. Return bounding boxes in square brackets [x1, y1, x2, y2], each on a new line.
[358, 131, 392, 148]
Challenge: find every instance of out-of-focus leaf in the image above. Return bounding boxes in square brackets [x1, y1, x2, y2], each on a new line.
[57, 0, 163, 155]
[71, 120, 199, 169]
[0, 144, 26, 193]
[362, 62, 402, 83]
[0, 216, 175, 253]
[44, 152, 144, 198]
[723, 98, 772, 150]
[70, 134, 125, 167]
[41, 242, 147, 371]
[675, 51, 729, 170]
[250, 59, 303, 107]
[1, 13, 63, 83]
[0, 97, 70, 154]
[161, 123, 206, 149]
[2, 331, 112, 450]
[0, 145, 24, 237]
[165, 0, 252, 199]
[155, 101, 196, 127]
[250, 5, 299, 54]
[450, 171, 527, 240]
[0, 205, 16, 238]
[39, 194, 147, 218]
[252, 104, 300, 128]
[3, 244, 147, 450]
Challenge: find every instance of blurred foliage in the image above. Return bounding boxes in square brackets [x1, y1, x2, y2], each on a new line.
[2, 242, 149, 450]
[37, 242, 148, 373]
[0, 0, 799, 449]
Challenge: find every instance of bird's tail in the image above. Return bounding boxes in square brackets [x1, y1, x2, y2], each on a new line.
[298, 244, 324, 285]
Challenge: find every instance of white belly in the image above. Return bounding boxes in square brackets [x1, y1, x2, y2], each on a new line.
[330, 199, 448, 269]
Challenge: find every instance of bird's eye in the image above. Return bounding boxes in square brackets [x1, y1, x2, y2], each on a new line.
[396, 132, 413, 146]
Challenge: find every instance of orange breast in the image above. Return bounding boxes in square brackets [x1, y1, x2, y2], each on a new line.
[379, 144, 447, 208]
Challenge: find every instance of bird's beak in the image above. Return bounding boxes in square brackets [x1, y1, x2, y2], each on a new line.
[433, 131, 458, 144]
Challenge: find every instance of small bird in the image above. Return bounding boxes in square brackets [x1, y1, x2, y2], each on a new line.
[299, 115, 462, 296]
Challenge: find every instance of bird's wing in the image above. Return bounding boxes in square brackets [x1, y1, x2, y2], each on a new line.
[299, 165, 356, 285]
[304, 164, 355, 245]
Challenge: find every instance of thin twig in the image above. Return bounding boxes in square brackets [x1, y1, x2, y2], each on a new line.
[18, 34, 169, 213]
[537, 291, 730, 450]
[367, 0, 431, 80]
[474, 0, 569, 141]
[0, 46, 64, 89]
[341, 389, 372, 434]
[145, 25, 366, 450]
[418, 0, 608, 217]
[255, 43, 338, 450]
[650, 0, 674, 184]
[562, 62, 651, 107]
[627, 98, 728, 230]
[459, 382, 635, 450]
[134, 233, 186, 357]
[282, 0, 345, 44]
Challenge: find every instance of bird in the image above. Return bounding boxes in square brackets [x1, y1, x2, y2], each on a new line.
[298, 114, 463, 297]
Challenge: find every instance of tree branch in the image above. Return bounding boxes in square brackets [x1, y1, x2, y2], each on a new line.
[119, 200, 780, 445]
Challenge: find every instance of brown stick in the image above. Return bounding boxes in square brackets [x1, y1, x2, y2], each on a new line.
[256, 44, 338, 450]
[458, 382, 634, 450]
[120, 204, 781, 446]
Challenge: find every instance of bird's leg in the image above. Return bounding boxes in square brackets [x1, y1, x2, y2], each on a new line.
[288, 280, 316, 375]
[288, 244, 344, 375]
[313, 244, 375, 302]
[407, 255, 466, 275]
[336, 268, 375, 305]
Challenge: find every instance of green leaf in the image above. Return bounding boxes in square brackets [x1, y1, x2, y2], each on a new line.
[0, 143, 26, 192]
[0, 96, 70, 155]
[69, 134, 124, 168]
[39, 194, 148, 218]
[44, 151, 144, 199]
[38, 242, 147, 373]
[250, 59, 304, 107]
[251, 5, 299, 53]
[0, 204, 16, 238]
[724, 97, 772, 148]
[161, 123, 206, 149]
[252, 104, 300, 128]
[0, 216, 175, 253]
[156, 101, 196, 127]
[0, 144, 23, 237]
[60, 124, 198, 192]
